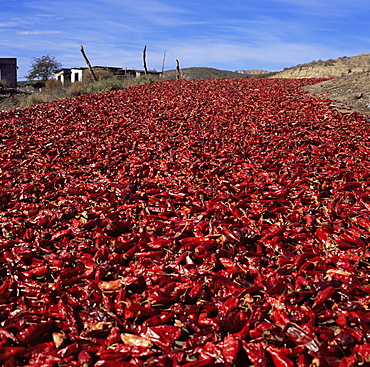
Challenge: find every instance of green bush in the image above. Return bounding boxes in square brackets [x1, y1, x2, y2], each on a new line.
[86, 77, 123, 94]
[137, 74, 158, 85]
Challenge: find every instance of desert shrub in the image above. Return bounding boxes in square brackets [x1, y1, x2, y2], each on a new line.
[18, 93, 50, 109]
[86, 77, 123, 94]
[120, 76, 138, 88]
[137, 74, 158, 85]
[44, 78, 63, 90]
[66, 81, 86, 97]
[0, 79, 7, 88]
[323, 59, 336, 67]
[83, 68, 112, 83]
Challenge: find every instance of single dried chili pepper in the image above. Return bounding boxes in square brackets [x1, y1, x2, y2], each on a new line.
[143, 311, 175, 327]
[312, 286, 336, 308]
[267, 346, 294, 367]
[286, 324, 321, 356]
[16, 320, 56, 345]
[219, 334, 239, 364]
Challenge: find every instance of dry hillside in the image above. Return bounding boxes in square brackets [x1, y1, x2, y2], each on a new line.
[304, 71, 370, 115]
[271, 53, 370, 79]
[163, 67, 246, 79]
[268, 53, 370, 115]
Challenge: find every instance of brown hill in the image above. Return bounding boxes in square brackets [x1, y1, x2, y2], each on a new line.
[162, 67, 277, 79]
[270, 53, 370, 79]
[234, 69, 277, 77]
[163, 67, 251, 80]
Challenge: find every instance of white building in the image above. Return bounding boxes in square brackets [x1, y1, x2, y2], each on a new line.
[55, 66, 159, 86]
[55, 67, 86, 86]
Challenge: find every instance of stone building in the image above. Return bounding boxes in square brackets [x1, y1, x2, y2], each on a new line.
[0, 58, 17, 88]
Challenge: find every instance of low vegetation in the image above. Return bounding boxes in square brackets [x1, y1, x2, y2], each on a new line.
[0, 72, 161, 111]
[283, 57, 345, 70]
[1, 66, 281, 112]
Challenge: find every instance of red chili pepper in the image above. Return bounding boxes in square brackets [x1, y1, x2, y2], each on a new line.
[267, 346, 294, 367]
[181, 359, 215, 367]
[121, 245, 137, 261]
[114, 288, 127, 316]
[78, 350, 93, 367]
[188, 282, 203, 298]
[286, 324, 321, 356]
[297, 354, 311, 367]
[55, 342, 80, 358]
[312, 286, 336, 308]
[234, 305, 263, 339]
[198, 312, 220, 328]
[134, 250, 165, 259]
[294, 252, 317, 269]
[0, 280, 12, 300]
[126, 324, 181, 349]
[22, 265, 49, 278]
[219, 334, 239, 364]
[143, 311, 175, 326]
[0, 346, 27, 363]
[16, 320, 55, 345]
[94, 360, 135, 366]
[221, 226, 240, 242]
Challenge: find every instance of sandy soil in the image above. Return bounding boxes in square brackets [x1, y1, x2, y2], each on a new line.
[304, 71, 370, 116]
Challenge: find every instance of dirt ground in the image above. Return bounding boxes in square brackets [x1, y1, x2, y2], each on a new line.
[304, 71, 370, 116]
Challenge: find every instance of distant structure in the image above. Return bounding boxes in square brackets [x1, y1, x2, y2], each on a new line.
[55, 67, 87, 86]
[0, 58, 17, 88]
[55, 66, 159, 86]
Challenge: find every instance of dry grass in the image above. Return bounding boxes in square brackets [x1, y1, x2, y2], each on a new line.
[0, 74, 160, 112]
[83, 68, 112, 83]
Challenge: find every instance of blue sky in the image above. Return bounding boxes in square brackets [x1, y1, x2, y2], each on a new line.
[1, 0, 370, 80]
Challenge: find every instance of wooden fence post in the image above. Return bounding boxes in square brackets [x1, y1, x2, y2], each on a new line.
[143, 46, 148, 75]
[80, 45, 97, 82]
[176, 59, 181, 80]
[161, 50, 166, 78]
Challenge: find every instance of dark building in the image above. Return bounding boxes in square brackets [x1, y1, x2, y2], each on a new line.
[0, 58, 17, 88]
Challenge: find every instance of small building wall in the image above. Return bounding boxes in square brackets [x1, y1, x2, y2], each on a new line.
[55, 68, 72, 86]
[55, 67, 160, 85]
[0, 58, 17, 88]
[71, 68, 85, 83]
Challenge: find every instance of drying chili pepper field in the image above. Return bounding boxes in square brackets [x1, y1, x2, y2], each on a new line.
[1, 78, 370, 366]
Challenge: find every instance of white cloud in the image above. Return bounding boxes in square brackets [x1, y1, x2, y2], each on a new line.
[101, 0, 188, 14]
[276, 0, 370, 17]
[0, 21, 19, 27]
[17, 30, 61, 35]
[142, 35, 361, 72]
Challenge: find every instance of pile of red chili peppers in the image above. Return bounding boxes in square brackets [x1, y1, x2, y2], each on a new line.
[0, 78, 370, 366]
